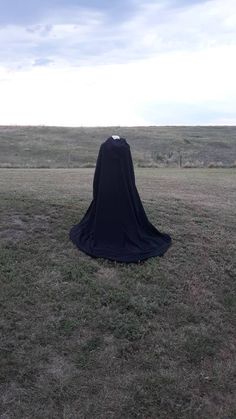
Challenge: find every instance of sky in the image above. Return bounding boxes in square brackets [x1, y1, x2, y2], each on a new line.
[0, 0, 236, 126]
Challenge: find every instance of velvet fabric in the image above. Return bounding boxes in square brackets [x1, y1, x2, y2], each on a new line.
[69, 136, 172, 263]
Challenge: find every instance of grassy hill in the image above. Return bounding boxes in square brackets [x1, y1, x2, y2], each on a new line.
[0, 125, 236, 168]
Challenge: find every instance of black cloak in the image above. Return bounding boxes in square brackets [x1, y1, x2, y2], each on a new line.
[69, 136, 172, 263]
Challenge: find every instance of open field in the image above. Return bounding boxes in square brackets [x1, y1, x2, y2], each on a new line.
[0, 125, 236, 168]
[0, 167, 236, 418]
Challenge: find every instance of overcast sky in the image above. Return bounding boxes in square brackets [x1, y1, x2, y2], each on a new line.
[0, 0, 235, 126]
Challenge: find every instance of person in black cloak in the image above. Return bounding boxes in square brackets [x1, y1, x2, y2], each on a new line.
[69, 135, 172, 264]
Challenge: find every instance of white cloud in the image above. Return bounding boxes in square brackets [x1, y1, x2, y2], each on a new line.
[1, 0, 236, 68]
[0, 42, 235, 126]
[0, 64, 146, 126]
[0, 0, 236, 125]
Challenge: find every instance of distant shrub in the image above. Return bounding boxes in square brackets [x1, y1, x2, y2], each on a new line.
[136, 162, 160, 168]
[183, 160, 204, 168]
[0, 163, 13, 168]
[183, 161, 195, 168]
[136, 160, 146, 167]
[208, 161, 224, 168]
[80, 163, 96, 168]
[151, 151, 164, 162]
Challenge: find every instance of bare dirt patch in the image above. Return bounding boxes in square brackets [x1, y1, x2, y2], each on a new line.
[0, 213, 51, 243]
[96, 266, 121, 288]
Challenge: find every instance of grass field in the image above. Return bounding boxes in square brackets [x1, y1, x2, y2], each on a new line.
[0, 167, 236, 418]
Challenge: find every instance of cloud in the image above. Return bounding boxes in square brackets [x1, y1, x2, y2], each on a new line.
[1, 0, 236, 69]
[33, 57, 53, 66]
[0, 44, 235, 126]
[0, 0, 132, 26]
[0, 0, 235, 125]
[0, 8, 107, 68]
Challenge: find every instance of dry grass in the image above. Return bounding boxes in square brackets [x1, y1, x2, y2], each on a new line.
[0, 167, 236, 419]
[0, 125, 236, 168]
